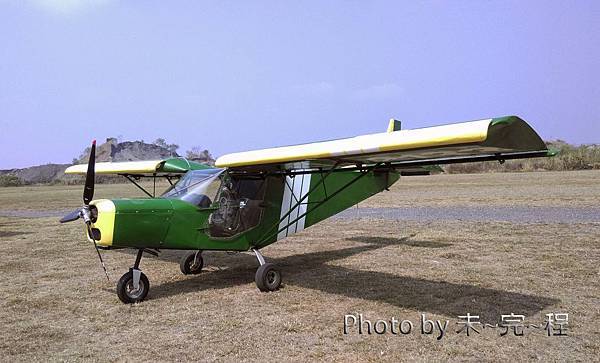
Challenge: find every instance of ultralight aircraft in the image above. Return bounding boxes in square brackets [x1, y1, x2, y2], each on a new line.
[61, 116, 552, 303]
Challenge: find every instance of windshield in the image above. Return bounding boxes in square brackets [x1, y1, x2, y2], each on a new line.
[162, 169, 225, 207]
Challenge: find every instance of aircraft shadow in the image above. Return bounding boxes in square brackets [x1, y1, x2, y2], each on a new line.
[0, 230, 33, 238]
[131, 236, 558, 322]
[0, 219, 34, 238]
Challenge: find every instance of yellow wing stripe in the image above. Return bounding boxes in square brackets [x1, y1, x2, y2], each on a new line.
[215, 119, 491, 168]
[65, 160, 164, 175]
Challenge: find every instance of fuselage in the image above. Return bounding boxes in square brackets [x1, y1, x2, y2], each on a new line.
[88, 169, 400, 252]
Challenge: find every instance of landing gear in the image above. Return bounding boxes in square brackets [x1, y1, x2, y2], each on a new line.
[117, 269, 149, 303]
[117, 249, 150, 304]
[180, 251, 204, 275]
[253, 248, 281, 292]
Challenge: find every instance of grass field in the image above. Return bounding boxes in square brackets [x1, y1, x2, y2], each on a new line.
[0, 171, 599, 361]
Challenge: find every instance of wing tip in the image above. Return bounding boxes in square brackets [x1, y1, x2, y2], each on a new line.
[490, 115, 522, 126]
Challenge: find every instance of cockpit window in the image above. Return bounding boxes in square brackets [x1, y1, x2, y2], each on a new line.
[208, 176, 268, 238]
[162, 169, 224, 207]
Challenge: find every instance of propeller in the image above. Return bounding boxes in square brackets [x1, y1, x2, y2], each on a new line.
[59, 209, 81, 223]
[60, 140, 109, 281]
[83, 139, 95, 205]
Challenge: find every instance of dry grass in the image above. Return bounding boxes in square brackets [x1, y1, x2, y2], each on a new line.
[0, 180, 172, 211]
[362, 170, 600, 208]
[0, 171, 599, 361]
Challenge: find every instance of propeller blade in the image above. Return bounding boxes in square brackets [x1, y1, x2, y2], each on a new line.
[83, 140, 96, 205]
[86, 223, 110, 281]
[59, 209, 81, 223]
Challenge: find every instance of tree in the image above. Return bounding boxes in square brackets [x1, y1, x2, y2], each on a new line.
[153, 138, 167, 148]
[167, 143, 179, 154]
[154, 138, 179, 154]
[186, 147, 215, 165]
[0, 175, 23, 187]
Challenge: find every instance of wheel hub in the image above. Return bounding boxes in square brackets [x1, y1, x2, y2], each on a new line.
[126, 280, 145, 299]
[267, 271, 277, 285]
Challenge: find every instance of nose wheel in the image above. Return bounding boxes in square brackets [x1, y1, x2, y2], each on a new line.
[253, 249, 282, 292]
[117, 249, 151, 304]
[117, 269, 149, 303]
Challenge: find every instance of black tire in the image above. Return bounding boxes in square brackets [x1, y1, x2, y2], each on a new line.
[117, 270, 149, 304]
[255, 263, 282, 292]
[180, 251, 203, 275]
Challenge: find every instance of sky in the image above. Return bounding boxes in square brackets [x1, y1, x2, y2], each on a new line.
[0, 1, 598, 169]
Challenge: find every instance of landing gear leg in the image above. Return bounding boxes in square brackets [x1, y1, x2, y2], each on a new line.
[253, 248, 281, 292]
[116, 249, 150, 304]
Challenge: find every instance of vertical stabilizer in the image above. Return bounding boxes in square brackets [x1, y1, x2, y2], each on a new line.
[387, 118, 402, 132]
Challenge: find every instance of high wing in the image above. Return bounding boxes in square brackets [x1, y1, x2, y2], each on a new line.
[215, 116, 553, 174]
[65, 157, 212, 176]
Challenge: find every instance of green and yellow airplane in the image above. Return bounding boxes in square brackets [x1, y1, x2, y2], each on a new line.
[61, 116, 552, 303]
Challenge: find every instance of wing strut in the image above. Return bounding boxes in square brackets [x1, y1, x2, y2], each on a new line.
[122, 174, 155, 198]
[118, 173, 183, 198]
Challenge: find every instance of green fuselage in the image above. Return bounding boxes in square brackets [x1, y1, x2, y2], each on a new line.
[90, 169, 399, 252]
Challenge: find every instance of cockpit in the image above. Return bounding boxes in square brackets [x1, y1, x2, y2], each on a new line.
[162, 169, 269, 239]
[161, 168, 224, 208]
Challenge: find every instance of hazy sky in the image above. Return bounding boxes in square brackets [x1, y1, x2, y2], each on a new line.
[1, 1, 598, 168]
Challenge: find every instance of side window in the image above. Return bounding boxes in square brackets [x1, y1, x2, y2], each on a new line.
[208, 177, 267, 238]
[161, 169, 225, 208]
[199, 177, 222, 208]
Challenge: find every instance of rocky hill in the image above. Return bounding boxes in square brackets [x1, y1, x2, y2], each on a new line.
[0, 163, 71, 185]
[75, 138, 179, 163]
[0, 138, 215, 185]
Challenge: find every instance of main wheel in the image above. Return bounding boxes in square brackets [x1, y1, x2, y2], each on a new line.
[255, 263, 282, 292]
[117, 270, 149, 304]
[180, 251, 203, 275]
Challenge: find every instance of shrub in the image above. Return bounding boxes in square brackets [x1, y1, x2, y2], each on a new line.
[444, 141, 600, 174]
[0, 175, 23, 187]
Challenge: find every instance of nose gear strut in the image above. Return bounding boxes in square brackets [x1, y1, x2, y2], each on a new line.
[116, 248, 157, 304]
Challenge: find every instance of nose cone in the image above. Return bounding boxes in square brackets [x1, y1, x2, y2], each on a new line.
[88, 199, 116, 246]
